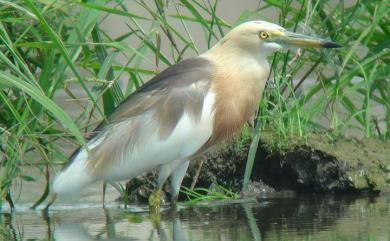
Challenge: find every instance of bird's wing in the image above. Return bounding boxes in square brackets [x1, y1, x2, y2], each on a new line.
[99, 57, 215, 138]
[70, 57, 216, 174]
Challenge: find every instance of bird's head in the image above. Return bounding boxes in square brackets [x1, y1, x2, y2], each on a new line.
[216, 20, 341, 58]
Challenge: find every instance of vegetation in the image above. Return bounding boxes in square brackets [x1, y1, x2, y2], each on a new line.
[180, 185, 239, 205]
[0, 0, 388, 207]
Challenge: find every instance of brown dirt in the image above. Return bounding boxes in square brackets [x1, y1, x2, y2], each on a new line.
[125, 129, 390, 204]
[253, 131, 390, 193]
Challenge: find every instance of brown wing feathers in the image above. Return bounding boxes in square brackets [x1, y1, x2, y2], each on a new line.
[79, 57, 215, 173]
[103, 57, 214, 131]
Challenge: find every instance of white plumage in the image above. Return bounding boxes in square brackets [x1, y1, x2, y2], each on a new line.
[52, 92, 215, 196]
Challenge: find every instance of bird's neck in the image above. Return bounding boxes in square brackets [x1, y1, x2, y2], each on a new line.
[198, 45, 270, 148]
[203, 47, 269, 117]
[201, 44, 270, 89]
[202, 42, 270, 70]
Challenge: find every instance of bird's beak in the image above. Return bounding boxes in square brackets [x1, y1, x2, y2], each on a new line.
[273, 30, 342, 48]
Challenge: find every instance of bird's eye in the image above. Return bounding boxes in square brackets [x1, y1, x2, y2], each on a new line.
[259, 31, 269, 39]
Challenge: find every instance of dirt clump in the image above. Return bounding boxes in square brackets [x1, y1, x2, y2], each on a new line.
[125, 130, 390, 203]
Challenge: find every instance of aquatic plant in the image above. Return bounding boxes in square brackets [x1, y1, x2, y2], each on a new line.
[180, 185, 239, 204]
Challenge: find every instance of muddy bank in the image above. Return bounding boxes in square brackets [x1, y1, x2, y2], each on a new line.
[254, 131, 390, 193]
[125, 130, 390, 203]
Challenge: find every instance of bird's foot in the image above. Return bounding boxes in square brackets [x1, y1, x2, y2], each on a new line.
[170, 196, 179, 210]
[41, 193, 57, 218]
[149, 189, 161, 215]
[149, 189, 161, 227]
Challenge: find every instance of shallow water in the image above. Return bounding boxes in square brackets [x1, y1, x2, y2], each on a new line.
[1, 194, 390, 241]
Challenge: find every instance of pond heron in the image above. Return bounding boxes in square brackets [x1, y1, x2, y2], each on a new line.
[51, 21, 341, 213]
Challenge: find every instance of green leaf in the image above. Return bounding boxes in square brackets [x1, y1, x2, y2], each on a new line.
[0, 71, 85, 144]
[20, 175, 36, 182]
[72, 1, 149, 20]
[179, 0, 217, 39]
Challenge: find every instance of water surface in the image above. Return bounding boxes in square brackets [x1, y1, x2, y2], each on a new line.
[1, 194, 389, 241]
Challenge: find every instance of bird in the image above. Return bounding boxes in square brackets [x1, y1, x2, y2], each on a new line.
[51, 20, 341, 213]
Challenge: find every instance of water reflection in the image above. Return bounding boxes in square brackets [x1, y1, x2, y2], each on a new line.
[1, 195, 390, 241]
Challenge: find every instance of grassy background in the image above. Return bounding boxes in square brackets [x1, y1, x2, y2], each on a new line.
[0, 0, 389, 207]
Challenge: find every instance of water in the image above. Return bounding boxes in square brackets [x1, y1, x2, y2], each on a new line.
[1, 195, 390, 241]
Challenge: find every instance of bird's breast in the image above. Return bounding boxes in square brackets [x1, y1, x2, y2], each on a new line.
[196, 57, 269, 153]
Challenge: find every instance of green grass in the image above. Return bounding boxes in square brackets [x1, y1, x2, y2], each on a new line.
[0, 0, 388, 207]
[180, 185, 239, 205]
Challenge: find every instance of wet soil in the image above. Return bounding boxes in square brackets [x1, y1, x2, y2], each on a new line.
[125, 129, 390, 203]
[254, 131, 390, 193]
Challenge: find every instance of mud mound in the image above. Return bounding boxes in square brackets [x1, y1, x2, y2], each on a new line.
[125, 130, 390, 203]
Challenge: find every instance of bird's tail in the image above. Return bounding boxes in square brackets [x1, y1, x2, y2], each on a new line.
[52, 148, 94, 196]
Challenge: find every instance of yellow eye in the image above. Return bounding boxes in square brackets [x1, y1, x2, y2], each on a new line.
[259, 31, 269, 39]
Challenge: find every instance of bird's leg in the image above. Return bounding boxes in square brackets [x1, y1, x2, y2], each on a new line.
[149, 187, 164, 226]
[106, 181, 125, 207]
[42, 193, 57, 216]
[170, 160, 189, 207]
[102, 181, 107, 208]
[149, 163, 173, 216]
[104, 181, 122, 208]
[149, 159, 187, 218]
[149, 189, 162, 215]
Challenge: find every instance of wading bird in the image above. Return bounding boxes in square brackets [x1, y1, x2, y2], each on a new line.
[51, 21, 341, 213]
